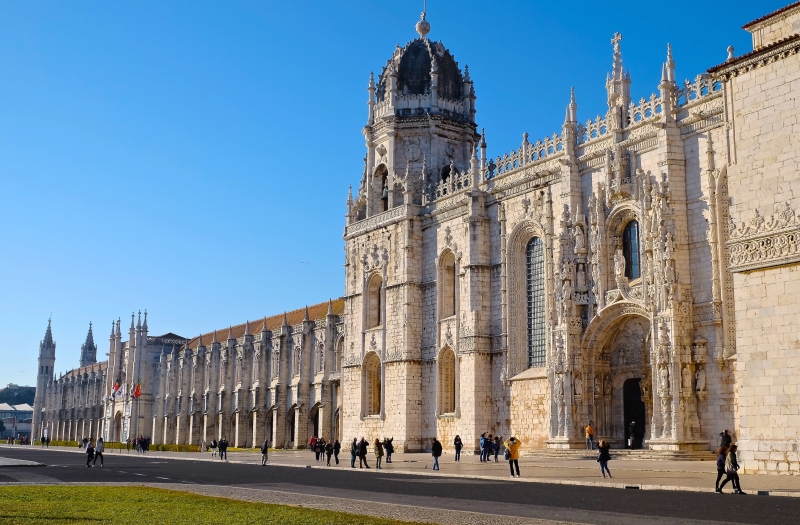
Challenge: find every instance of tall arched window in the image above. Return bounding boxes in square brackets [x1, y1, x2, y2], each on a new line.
[439, 347, 456, 414]
[317, 343, 324, 373]
[526, 237, 546, 368]
[439, 251, 457, 319]
[367, 274, 382, 328]
[364, 353, 381, 416]
[623, 220, 641, 279]
[293, 346, 301, 376]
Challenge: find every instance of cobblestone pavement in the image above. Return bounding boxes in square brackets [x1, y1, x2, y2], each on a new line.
[21, 446, 797, 495]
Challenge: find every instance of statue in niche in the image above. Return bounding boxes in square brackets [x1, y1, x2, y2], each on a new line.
[594, 376, 601, 396]
[614, 248, 625, 278]
[577, 265, 586, 288]
[682, 366, 691, 390]
[695, 367, 706, 393]
[555, 373, 564, 398]
[562, 279, 573, 303]
[604, 375, 612, 396]
[574, 225, 586, 253]
[659, 366, 670, 391]
[574, 376, 582, 397]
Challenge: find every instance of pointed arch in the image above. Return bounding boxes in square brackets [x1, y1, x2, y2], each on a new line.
[362, 352, 382, 416]
[437, 346, 458, 415]
[438, 249, 457, 320]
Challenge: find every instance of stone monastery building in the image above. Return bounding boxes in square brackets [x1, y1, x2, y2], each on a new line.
[34, 3, 800, 474]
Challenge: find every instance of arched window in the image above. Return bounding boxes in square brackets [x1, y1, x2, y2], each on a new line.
[364, 353, 381, 416]
[334, 337, 343, 372]
[367, 274, 382, 328]
[439, 251, 457, 319]
[526, 237, 546, 368]
[623, 221, 641, 279]
[271, 347, 279, 378]
[317, 343, 324, 374]
[374, 164, 389, 213]
[439, 347, 456, 414]
[293, 346, 301, 376]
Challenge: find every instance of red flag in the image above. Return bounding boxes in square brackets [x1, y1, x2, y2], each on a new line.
[133, 382, 142, 399]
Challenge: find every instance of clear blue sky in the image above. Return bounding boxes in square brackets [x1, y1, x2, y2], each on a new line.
[0, 0, 784, 385]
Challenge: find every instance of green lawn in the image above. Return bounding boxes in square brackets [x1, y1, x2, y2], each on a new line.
[0, 486, 430, 525]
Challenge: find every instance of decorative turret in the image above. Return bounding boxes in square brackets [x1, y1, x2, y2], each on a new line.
[606, 32, 631, 129]
[79, 322, 97, 368]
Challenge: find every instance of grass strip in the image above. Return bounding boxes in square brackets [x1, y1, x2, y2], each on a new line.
[0, 485, 431, 525]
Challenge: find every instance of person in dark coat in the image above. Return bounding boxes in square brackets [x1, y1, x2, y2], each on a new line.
[325, 440, 334, 466]
[453, 435, 463, 462]
[358, 437, 370, 468]
[333, 439, 341, 465]
[260, 439, 269, 466]
[719, 444, 746, 494]
[382, 437, 394, 463]
[85, 438, 95, 468]
[350, 438, 358, 468]
[597, 440, 611, 478]
[715, 446, 727, 491]
[719, 430, 732, 450]
[431, 438, 443, 471]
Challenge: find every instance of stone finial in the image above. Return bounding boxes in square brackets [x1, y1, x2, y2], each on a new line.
[282, 312, 288, 327]
[303, 305, 310, 322]
[143, 309, 148, 330]
[130, 312, 135, 331]
[327, 299, 333, 316]
[198, 333, 204, 347]
[726, 46, 735, 62]
[415, 11, 430, 39]
[227, 325, 234, 340]
[116, 318, 121, 336]
[244, 321, 251, 336]
[666, 43, 675, 83]
[261, 316, 268, 333]
[110, 320, 115, 338]
[212, 329, 218, 344]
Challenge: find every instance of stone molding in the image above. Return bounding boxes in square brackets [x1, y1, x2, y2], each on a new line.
[728, 202, 800, 272]
[344, 205, 406, 237]
[709, 34, 800, 79]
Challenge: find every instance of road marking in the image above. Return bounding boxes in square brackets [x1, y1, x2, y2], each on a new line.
[118, 471, 127, 473]
[134, 473, 146, 476]
[156, 477, 170, 480]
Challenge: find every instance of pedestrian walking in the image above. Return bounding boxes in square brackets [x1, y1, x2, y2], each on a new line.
[41, 435, 46, 448]
[431, 438, 442, 471]
[358, 437, 370, 468]
[627, 421, 636, 449]
[93, 438, 105, 467]
[210, 438, 218, 457]
[485, 434, 494, 464]
[46, 436, 50, 448]
[315, 438, 325, 462]
[85, 438, 95, 468]
[82, 437, 88, 449]
[479, 433, 486, 462]
[325, 440, 334, 466]
[597, 440, 611, 478]
[350, 438, 358, 468]
[715, 446, 727, 492]
[309, 436, 318, 459]
[504, 436, 522, 478]
[453, 435, 463, 462]
[219, 437, 228, 460]
[719, 444, 746, 494]
[493, 436, 501, 462]
[719, 429, 732, 450]
[333, 439, 341, 465]
[260, 439, 269, 465]
[585, 423, 595, 450]
[373, 438, 384, 469]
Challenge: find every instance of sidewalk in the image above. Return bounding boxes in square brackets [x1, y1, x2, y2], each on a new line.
[7, 445, 800, 496]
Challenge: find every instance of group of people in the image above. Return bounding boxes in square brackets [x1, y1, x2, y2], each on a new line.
[6, 435, 30, 444]
[477, 433, 505, 462]
[308, 436, 342, 466]
[207, 438, 230, 459]
[348, 437, 395, 469]
[39, 435, 51, 447]
[83, 437, 105, 467]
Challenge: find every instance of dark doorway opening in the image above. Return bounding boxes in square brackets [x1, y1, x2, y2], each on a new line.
[623, 378, 646, 449]
[288, 411, 296, 445]
[312, 409, 320, 439]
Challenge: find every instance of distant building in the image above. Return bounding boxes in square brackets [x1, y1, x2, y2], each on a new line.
[0, 402, 33, 439]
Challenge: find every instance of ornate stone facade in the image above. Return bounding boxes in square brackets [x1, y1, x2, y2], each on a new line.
[34, 4, 800, 474]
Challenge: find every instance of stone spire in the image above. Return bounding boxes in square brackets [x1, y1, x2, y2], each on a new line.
[80, 322, 97, 368]
[303, 306, 310, 322]
[41, 318, 55, 351]
[198, 333, 204, 348]
[137, 310, 142, 330]
[116, 318, 121, 337]
[261, 316, 268, 333]
[227, 325, 234, 341]
[143, 309, 148, 331]
[282, 312, 288, 327]
[244, 321, 251, 336]
[212, 329, 218, 344]
[666, 43, 676, 83]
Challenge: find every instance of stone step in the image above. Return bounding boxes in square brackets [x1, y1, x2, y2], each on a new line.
[525, 449, 716, 461]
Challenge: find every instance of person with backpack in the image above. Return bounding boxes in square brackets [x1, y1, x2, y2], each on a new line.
[260, 439, 269, 466]
[382, 437, 394, 463]
[719, 444, 746, 494]
[325, 440, 334, 466]
[504, 436, 522, 478]
[333, 439, 341, 465]
[597, 440, 611, 478]
[453, 435, 463, 462]
[431, 438, 443, 470]
[93, 438, 105, 467]
[210, 438, 218, 457]
[85, 438, 95, 468]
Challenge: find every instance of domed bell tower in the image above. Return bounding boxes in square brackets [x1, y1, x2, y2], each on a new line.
[350, 11, 477, 221]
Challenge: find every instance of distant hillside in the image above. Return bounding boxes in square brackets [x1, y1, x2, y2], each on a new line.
[0, 385, 35, 405]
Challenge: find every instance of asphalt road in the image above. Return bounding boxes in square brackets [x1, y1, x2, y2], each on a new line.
[1, 447, 799, 525]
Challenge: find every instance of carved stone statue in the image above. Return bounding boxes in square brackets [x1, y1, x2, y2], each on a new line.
[604, 375, 612, 396]
[574, 376, 582, 396]
[695, 367, 706, 393]
[682, 366, 691, 389]
[594, 376, 601, 396]
[659, 365, 670, 391]
[562, 279, 573, 303]
[614, 248, 626, 278]
[577, 265, 586, 288]
[555, 373, 564, 398]
[574, 225, 586, 253]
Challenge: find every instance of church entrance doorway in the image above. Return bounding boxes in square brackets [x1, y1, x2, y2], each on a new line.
[288, 410, 296, 446]
[623, 378, 646, 449]
[114, 412, 122, 442]
[312, 408, 320, 438]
